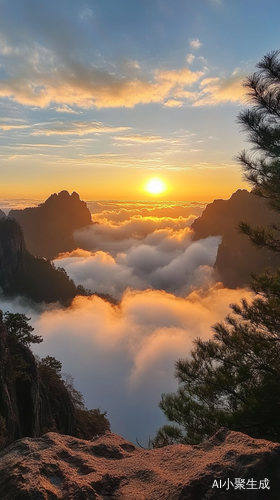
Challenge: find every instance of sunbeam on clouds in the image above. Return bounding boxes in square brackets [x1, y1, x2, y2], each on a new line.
[0, 286, 253, 445]
[54, 202, 221, 299]
[0, 200, 253, 444]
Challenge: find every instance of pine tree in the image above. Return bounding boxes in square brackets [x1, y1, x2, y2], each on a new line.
[152, 51, 280, 447]
[237, 50, 280, 251]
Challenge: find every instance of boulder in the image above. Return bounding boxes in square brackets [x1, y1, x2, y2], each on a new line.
[0, 428, 279, 499]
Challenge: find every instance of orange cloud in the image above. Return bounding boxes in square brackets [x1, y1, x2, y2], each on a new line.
[0, 39, 204, 109]
[194, 73, 246, 106]
[113, 134, 165, 143]
[32, 121, 130, 136]
[0, 124, 30, 131]
[0, 38, 246, 110]
[24, 285, 252, 442]
[164, 99, 184, 107]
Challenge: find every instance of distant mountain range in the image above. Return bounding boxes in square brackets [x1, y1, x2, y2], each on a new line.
[191, 189, 280, 287]
[2, 188, 279, 302]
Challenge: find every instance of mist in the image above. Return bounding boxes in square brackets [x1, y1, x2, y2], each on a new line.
[0, 286, 252, 445]
[0, 200, 253, 444]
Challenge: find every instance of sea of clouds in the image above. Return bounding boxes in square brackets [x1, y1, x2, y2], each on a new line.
[0, 200, 252, 445]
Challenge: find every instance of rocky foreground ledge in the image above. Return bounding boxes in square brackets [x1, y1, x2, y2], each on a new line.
[0, 428, 279, 499]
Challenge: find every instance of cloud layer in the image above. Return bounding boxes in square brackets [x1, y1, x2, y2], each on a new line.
[54, 205, 220, 299]
[0, 200, 254, 444]
[0, 29, 246, 110]
[0, 286, 252, 445]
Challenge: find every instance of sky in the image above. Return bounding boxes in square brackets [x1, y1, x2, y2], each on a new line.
[1, 0, 280, 200]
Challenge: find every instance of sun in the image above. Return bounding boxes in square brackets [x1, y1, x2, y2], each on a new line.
[146, 178, 166, 195]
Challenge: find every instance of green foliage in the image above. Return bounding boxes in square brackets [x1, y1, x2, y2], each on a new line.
[153, 279, 280, 446]
[39, 356, 62, 379]
[236, 50, 280, 249]
[76, 408, 110, 440]
[153, 52, 280, 447]
[3, 312, 42, 346]
[150, 424, 185, 448]
[3, 311, 42, 381]
[0, 309, 111, 445]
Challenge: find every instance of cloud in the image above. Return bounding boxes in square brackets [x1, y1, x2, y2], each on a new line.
[87, 201, 205, 223]
[113, 134, 165, 143]
[0, 286, 253, 445]
[0, 124, 30, 131]
[0, 32, 247, 110]
[157, 67, 203, 85]
[53, 210, 221, 299]
[164, 99, 183, 107]
[0, 200, 254, 444]
[190, 38, 202, 49]
[194, 73, 246, 106]
[55, 105, 80, 114]
[0, 34, 204, 109]
[186, 53, 195, 64]
[79, 8, 94, 20]
[32, 121, 130, 136]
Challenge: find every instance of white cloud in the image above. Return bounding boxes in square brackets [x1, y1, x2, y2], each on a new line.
[186, 53, 195, 64]
[190, 38, 202, 49]
[79, 8, 94, 20]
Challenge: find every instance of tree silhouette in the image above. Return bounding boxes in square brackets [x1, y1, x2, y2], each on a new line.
[237, 50, 280, 251]
[152, 51, 280, 447]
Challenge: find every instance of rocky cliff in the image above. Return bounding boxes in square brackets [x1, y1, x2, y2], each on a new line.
[0, 428, 279, 499]
[0, 217, 26, 279]
[0, 312, 110, 451]
[0, 314, 77, 448]
[9, 191, 92, 260]
[0, 217, 84, 304]
[191, 189, 280, 287]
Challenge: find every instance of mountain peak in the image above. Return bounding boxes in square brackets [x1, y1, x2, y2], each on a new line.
[9, 191, 92, 260]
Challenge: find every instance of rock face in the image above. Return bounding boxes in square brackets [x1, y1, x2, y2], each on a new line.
[0, 428, 279, 499]
[0, 217, 82, 304]
[0, 217, 26, 279]
[9, 191, 92, 260]
[191, 189, 280, 287]
[0, 315, 77, 448]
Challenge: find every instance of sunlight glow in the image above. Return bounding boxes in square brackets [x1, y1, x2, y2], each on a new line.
[146, 178, 166, 195]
